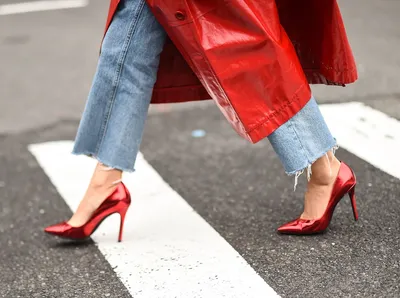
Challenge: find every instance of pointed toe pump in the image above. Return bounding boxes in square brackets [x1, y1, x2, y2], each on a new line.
[44, 182, 131, 242]
[278, 162, 358, 235]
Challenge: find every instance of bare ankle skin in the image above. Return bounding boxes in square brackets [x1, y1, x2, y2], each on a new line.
[89, 163, 122, 188]
[67, 163, 123, 227]
[309, 151, 341, 185]
[301, 151, 341, 220]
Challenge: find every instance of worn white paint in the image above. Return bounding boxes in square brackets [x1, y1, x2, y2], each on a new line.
[320, 102, 400, 180]
[29, 141, 279, 298]
[0, 0, 89, 16]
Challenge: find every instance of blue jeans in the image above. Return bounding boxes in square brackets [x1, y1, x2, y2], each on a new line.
[73, 0, 337, 178]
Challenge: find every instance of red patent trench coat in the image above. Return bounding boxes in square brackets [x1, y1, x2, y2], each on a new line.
[104, 0, 357, 143]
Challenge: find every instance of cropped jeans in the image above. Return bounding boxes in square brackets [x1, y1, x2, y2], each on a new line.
[73, 0, 337, 184]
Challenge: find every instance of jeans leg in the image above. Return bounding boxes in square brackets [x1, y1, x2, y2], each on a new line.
[72, 0, 167, 171]
[268, 96, 337, 187]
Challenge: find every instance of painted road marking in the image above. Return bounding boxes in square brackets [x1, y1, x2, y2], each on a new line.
[320, 102, 400, 180]
[0, 0, 89, 16]
[29, 141, 279, 298]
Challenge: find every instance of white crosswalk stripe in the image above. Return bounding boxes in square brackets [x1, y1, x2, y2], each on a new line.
[0, 0, 89, 16]
[320, 102, 400, 180]
[29, 141, 279, 298]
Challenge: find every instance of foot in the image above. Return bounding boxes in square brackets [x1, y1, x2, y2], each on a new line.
[45, 182, 131, 241]
[67, 163, 122, 227]
[67, 185, 118, 227]
[278, 161, 356, 235]
[300, 153, 341, 220]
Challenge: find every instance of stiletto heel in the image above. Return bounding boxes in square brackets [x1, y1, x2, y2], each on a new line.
[44, 182, 131, 241]
[348, 186, 358, 221]
[278, 162, 358, 235]
[118, 206, 129, 242]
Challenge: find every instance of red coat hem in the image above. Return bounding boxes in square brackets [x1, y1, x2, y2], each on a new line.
[304, 68, 358, 86]
[246, 84, 312, 143]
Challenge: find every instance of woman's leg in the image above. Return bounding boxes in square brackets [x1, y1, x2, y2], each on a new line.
[69, 0, 166, 227]
[268, 96, 340, 219]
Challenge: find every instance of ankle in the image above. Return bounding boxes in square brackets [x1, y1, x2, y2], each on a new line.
[86, 180, 121, 203]
[89, 179, 119, 191]
[88, 163, 122, 190]
[309, 155, 340, 186]
[309, 171, 335, 186]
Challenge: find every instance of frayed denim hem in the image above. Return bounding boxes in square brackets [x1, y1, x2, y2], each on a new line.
[71, 150, 136, 173]
[267, 96, 338, 191]
[286, 144, 339, 191]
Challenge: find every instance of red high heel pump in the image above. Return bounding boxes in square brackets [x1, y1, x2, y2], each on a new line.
[44, 182, 131, 242]
[277, 162, 358, 235]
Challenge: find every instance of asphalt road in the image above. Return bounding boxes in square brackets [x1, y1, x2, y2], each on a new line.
[1, 1, 400, 297]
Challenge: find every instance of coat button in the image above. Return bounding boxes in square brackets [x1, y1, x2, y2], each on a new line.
[175, 11, 186, 21]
